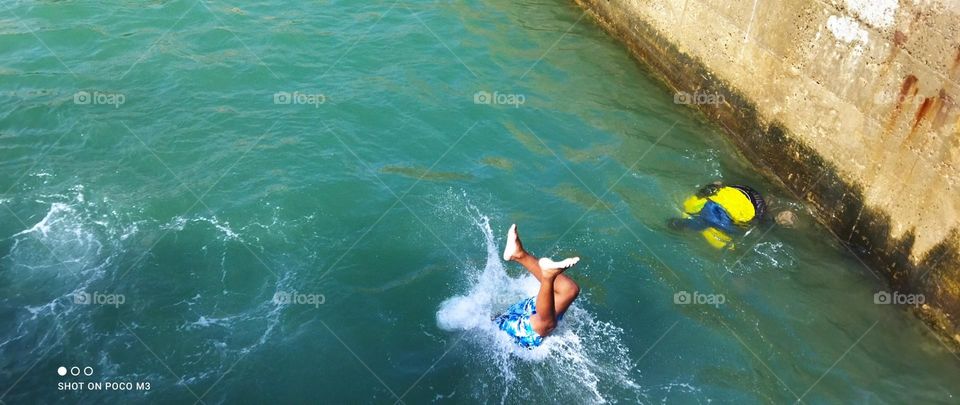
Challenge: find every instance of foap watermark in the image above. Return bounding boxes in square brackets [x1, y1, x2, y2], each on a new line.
[674, 91, 724, 106]
[491, 295, 528, 308]
[74, 91, 125, 108]
[673, 290, 725, 307]
[273, 291, 325, 308]
[74, 291, 125, 307]
[872, 90, 927, 106]
[473, 90, 525, 108]
[273, 91, 326, 108]
[874, 290, 925, 305]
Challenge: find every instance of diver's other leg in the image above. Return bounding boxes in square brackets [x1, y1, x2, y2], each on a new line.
[530, 257, 579, 336]
[552, 273, 580, 315]
[539, 257, 580, 315]
[516, 252, 580, 315]
[530, 274, 558, 336]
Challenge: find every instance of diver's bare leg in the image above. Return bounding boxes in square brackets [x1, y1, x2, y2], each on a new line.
[503, 224, 581, 333]
[504, 224, 580, 301]
[503, 224, 575, 281]
[530, 258, 579, 336]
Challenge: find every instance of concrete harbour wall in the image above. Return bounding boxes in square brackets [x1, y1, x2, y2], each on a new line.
[572, 0, 960, 349]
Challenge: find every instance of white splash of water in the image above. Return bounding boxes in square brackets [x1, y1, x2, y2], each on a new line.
[2, 186, 132, 366]
[436, 204, 642, 403]
[162, 214, 243, 242]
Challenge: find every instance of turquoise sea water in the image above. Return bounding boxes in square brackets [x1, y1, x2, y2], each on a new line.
[2, 1, 959, 403]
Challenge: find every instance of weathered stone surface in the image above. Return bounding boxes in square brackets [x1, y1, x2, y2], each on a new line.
[573, 0, 960, 350]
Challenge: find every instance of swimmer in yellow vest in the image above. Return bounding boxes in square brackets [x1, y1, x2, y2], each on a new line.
[669, 183, 767, 249]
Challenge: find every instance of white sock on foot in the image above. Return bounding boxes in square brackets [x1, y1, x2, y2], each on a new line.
[538, 257, 580, 270]
[502, 224, 519, 261]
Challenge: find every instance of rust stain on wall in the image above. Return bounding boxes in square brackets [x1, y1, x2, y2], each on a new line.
[911, 97, 935, 133]
[884, 75, 919, 138]
[879, 31, 908, 78]
[931, 90, 953, 132]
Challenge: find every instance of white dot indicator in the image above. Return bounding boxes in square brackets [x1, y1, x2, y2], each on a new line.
[57, 367, 67, 376]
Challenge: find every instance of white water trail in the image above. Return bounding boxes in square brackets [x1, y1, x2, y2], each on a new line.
[1, 186, 132, 371]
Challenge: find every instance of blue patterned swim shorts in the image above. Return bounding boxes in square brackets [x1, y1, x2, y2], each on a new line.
[493, 297, 544, 348]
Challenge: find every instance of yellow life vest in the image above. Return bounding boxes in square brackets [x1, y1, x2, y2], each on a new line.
[681, 186, 756, 224]
[680, 186, 759, 250]
[708, 187, 756, 224]
[681, 195, 707, 218]
[701, 227, 733, 249]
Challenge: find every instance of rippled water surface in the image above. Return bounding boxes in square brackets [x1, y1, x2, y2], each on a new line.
[1, 1, 958, 403]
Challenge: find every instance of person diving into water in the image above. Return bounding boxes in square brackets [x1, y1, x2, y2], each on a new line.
[494, 224, 581, 348]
